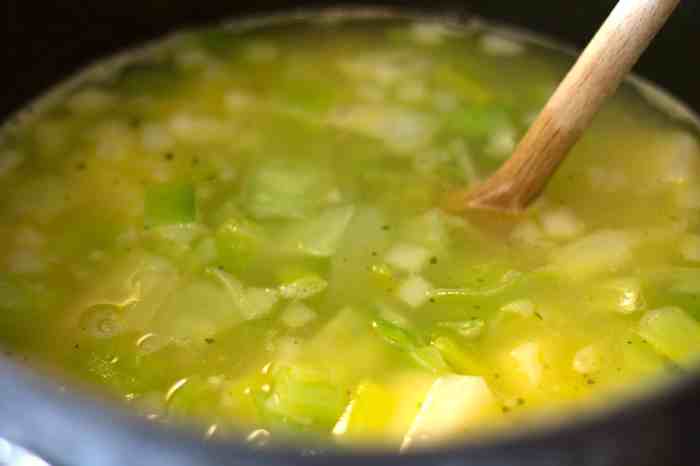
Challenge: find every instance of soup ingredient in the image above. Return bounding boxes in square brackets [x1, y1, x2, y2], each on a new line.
[0, 14, 699, 451]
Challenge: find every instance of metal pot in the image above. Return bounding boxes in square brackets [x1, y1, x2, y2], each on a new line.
[1, 1, 699, 465]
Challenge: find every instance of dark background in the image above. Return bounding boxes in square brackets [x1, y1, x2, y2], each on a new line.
[2, 0, 700, 119]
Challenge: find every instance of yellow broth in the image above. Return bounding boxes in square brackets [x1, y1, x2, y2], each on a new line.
[0, 15, 699, 450]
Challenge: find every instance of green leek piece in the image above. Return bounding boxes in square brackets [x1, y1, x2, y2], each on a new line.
[215, 214, 267, 270]
[431, 336, 483, 375]
[279, 274, 328, 300]
[429, 263, 523, 301]
[244, 160, 332, 220]
[265, 365, 348, 428]
[372, 319, 448, 373]
[145, 183, 196, 228]
[638, 307, 700, 367]
[411, 346, 450, 374]
[437, 319, 485, 339]
[372, 319, 419, 353]
[151, 278, 241, 341]
[280, 205, 355, 258]
[207, 267, 279, 321]
[185, 236, 219, 272]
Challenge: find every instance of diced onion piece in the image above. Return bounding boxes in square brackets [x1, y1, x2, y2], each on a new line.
[410, 22, 452, 45]
[94, 120, 135, 161]
[550, 230, 638, 280]
[338, 56, 401, 87]
[479, 33, 525, 56]
[510, 342, 542, 387]
[396, 276, 433, 309]
[599, 277, 645, 314]
[168, 113, 228, 143]
[572, 346, 601, 374]
[658, 131, 699, 185]
[385, 243, 431, 274]
[401, 375, 497, 450]
[329, 106, 436, 153]
[539, 207, 584, 240]
[500, 299, 535, 318]
[140, 123, 175, 152]
[279, 275, 328, 300]
[510, 219, 551, 247]
[484, 127, 517, 159]
[680, 234, 700, 262]
[638, 307, 700, 367]
[281, 303, 317, 328]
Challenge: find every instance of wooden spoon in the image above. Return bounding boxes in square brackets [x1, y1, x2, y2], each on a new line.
[445, 0, 680, 214]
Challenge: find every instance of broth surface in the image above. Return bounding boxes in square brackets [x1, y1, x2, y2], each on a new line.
[1, 14, 700, 450]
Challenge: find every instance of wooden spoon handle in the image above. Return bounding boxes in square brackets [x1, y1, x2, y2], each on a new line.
[452, 0, 680, 214]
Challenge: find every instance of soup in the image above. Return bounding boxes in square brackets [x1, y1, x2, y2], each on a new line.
[1, 13, 700, 450]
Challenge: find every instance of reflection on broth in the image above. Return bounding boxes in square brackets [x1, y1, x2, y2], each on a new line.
[0, 13, 699, 450]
